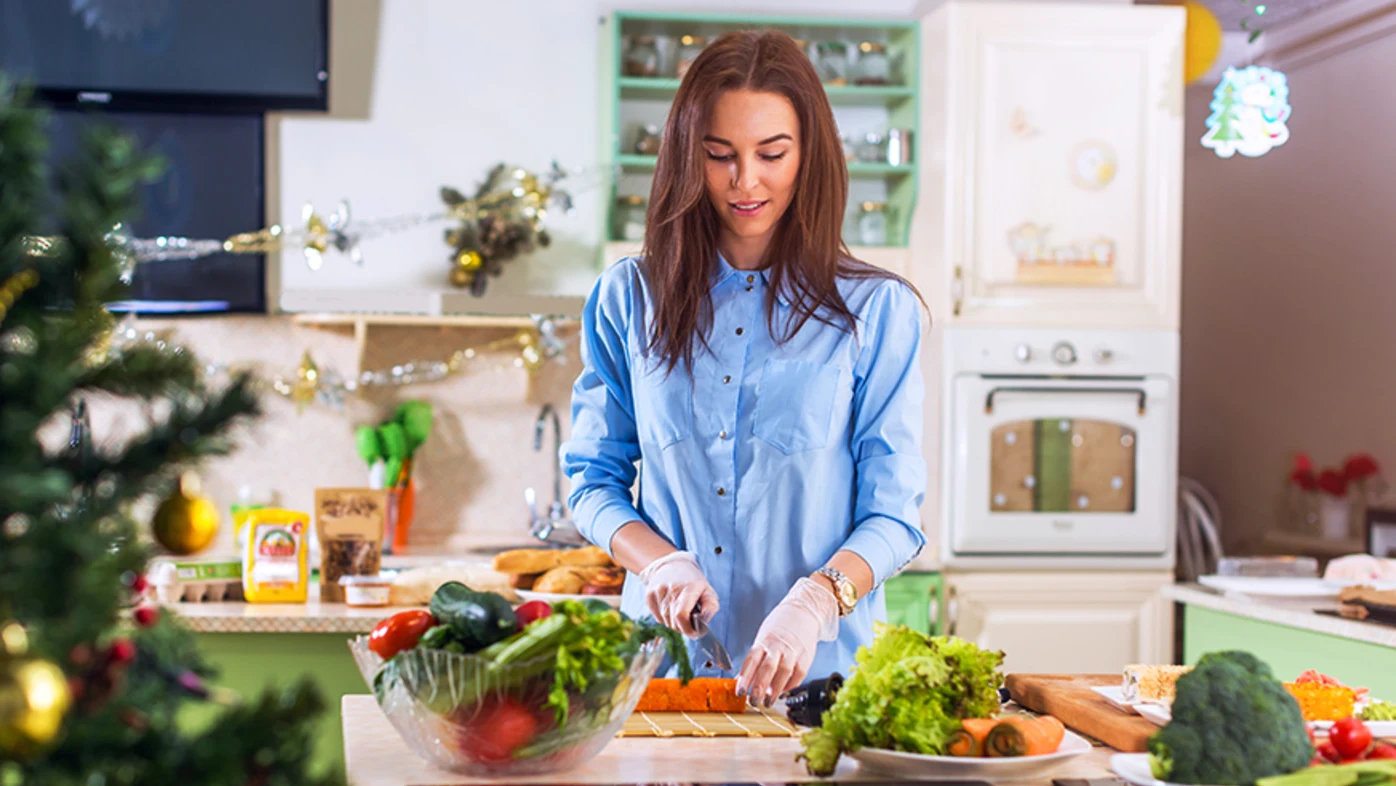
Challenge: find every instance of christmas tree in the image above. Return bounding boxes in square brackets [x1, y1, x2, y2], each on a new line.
[0, 80, 341, 784]
[1202, 81, 1244, 150]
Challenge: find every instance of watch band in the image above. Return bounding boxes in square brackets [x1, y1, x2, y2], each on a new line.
[815, 567, 857, 617]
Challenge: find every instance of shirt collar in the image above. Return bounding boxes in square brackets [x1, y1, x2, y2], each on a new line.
[712, 252, 790, 307]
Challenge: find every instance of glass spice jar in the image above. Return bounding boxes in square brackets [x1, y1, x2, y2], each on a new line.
[815, 41, 848, 85]
[856, 132, 887, 163]
[857, 201, 890, 247]
[675, 35, 707, 79]
[854, 41, 891, 85]
[615, 195, 647, 242]
[624, 36, 660, 78]
[633, 124, 662, 156]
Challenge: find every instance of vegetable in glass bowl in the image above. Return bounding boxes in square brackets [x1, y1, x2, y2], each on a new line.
[349, 583, 688, 775]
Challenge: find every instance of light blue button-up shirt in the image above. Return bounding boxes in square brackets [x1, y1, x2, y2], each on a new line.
[561, 254, 927, 682]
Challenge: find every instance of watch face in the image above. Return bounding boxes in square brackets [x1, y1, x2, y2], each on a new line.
[839, 583, 857, 608]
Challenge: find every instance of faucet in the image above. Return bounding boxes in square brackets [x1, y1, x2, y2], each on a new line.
[526, 403, 587, 547]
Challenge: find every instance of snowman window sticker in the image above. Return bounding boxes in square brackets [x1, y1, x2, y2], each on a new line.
[1202, 66, 1292, 159]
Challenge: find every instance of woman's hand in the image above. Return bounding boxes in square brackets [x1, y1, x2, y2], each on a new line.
[638, 551, 718, 637]
[736, 577, 839, 707]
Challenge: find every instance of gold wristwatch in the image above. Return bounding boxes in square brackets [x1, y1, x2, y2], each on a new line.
[815, 567, 857, 617]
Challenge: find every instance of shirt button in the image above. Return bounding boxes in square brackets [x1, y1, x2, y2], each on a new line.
[746, 286, 753, 292]
[714, 546, 724, 555]
[723, 375, 731, 384]
[717, 487, 726, 496]
[719, 430, 728, 439]
[746, 275, 755, 283]
[735, 327, 744, 336]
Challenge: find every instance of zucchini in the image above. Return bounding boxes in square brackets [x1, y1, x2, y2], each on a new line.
[428, 581, 518, 652]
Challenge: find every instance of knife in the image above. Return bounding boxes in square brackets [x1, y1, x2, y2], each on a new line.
[690, 603, 732, 671]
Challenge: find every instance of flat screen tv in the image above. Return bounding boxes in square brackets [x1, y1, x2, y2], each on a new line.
[46, 108, 267, 314]
[0, 0, 328, 112]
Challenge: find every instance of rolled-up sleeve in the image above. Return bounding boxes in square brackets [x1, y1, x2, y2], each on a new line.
[840, 281, 928, 587]
[560, 267, 644, 556]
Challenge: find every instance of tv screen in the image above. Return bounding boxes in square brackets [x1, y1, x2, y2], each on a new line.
[0, 0, 328, 111]
[46, 108, 267, 314]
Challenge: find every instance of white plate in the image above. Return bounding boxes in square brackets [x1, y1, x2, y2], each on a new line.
[1311, 719, 1396, 736]
[1320, 579, 1396, 592]
[1198, 576, 1339, 598]
[1111, 752, 1222, 786]
[849, 729, 1092, 780]
[1136, 704, 1172, 727]
[1092, 685, 1136, 713]
[515, 589, 621, 607]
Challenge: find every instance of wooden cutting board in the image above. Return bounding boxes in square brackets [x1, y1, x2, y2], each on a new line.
[617, 709, 802, 738]
[1006, 673, 1160, 753]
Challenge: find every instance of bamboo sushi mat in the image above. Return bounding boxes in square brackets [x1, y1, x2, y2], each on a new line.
[617, 709, 803, 738]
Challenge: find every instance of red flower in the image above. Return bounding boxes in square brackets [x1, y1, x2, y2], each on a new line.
[1294, 453, 1314, 473]
[1343, 453, 1381, 482]
[1290, 469, 1318, 491]
[1318, 469, 1349, 497]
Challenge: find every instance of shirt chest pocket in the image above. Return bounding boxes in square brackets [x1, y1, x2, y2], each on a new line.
[753, 359, 843, 455]
[633, 364, 694, 449]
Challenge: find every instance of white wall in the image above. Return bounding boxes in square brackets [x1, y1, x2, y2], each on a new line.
[272, 0, 1133, 309]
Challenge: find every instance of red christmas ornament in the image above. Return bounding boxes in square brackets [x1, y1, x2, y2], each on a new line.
[133, 606, 160, 628]
[129, 574, 149, 594]
[108, 638, 137, 665]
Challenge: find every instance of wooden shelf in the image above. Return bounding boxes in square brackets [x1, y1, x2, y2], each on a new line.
[615, 153, 913, 177]
[279, 289, 585, 320]
[618, 77, 914, 106]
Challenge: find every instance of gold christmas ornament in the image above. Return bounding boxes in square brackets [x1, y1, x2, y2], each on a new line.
[454, 249, 483, 271]
[0, 622, 72, 759]
[151, 473, 220, 555]
[291, 350, 320, 406]
[449, 267, 474, 288]
[1171, 0, 1222, 84]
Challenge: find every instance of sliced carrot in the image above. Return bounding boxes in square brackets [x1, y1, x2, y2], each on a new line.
[985, 715, 1063, 757]
[948, 729, 983, 757]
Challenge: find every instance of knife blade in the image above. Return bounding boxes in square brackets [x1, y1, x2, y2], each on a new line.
[690, 603, 732, 671]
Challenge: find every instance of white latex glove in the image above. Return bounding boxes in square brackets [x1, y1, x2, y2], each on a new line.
[638, 551, 718, 637]
[737, 577, 839, 708]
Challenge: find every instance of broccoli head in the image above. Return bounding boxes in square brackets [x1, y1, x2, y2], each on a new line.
[1148, 651, 1312, 785]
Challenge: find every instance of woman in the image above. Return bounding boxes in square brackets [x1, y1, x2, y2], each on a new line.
[561, 30, 927, 707]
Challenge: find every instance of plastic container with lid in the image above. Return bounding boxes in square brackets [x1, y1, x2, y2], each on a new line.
[854, 41, 891, 85]
[340, 573, 393, 607]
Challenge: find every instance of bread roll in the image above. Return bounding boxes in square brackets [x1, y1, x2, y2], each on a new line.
[492, 548, 564, 575]
[533, 566, 588, 594]
[509, 572, 541, 590]
[558, 545, 613, 568]
[581, 566, 625, 595]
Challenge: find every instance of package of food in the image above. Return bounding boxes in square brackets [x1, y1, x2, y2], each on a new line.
[315, 488, 387, 603]
[1122, 664, 1193, 704]
[242, 508, 310, 603]
[1285, 681, 1358, 721]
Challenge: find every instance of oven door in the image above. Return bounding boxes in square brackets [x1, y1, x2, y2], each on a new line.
[949, 374, 1174, 555]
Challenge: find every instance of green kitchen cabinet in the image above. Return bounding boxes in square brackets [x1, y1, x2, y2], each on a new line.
[1182, 605, 1396, 701]
[885, 571, 944, 636]
[181, 633, 364, 776]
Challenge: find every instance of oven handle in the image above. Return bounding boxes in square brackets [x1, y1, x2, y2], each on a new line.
[984, 385, 1148, 415]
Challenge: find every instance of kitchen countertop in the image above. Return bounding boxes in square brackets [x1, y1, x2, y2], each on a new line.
[341, 695, 1116, 785]
[1163, 583, 1396, 649]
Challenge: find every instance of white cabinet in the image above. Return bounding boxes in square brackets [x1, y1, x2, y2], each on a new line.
[945, 571, 1174, 673]
[912, 3, 1184, 329]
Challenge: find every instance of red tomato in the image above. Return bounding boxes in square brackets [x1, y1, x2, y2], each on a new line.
[1317, 741, 1342, 764]
[1366, 743, 1396, 761]
[368, 610, 436, 659]
[1330, 718, 1374, 761]
[453, 696, 540, 763]
[514, 600, 553, 630]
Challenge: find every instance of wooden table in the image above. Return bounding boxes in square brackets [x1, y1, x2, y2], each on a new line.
[342, 695, 1121, 785]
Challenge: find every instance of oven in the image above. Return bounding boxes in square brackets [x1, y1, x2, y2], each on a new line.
[940, 328, 1178, 568]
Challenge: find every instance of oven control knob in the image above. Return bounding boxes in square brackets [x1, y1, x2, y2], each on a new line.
[1094, 347, 1114, 364]
[1051, 342, 1077, 366]
[1014, 344, 1032, 363]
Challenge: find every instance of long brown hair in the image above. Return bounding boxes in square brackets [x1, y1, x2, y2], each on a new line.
[642, 29, 920, 375]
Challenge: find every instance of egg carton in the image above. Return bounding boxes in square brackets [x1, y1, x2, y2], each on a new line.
[150, 559, 245, 603]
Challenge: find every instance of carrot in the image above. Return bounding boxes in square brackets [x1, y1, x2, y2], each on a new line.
[948, 729, 981, 757]
[984, 715, 1065, 757]
[960, 718, 998, 754]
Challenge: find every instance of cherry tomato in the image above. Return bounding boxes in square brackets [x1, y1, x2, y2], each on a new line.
[1317, 741, 1342, 763]
[1366, 743, 1396, 761]
[368, 609, 436, 659]
[453, 696, 540, 763]
[1330, 718, 1374, 761]
[514, 600, 553, 630]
